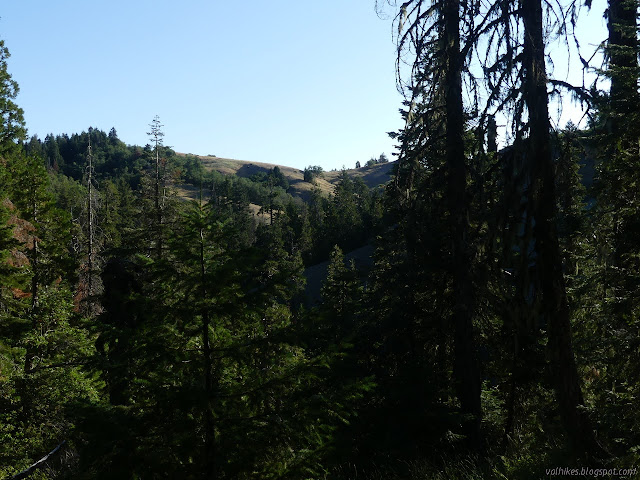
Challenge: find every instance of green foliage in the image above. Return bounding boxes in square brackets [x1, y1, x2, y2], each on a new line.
[270, 165, 289, 190]
[303, 165, 324, 183]
[23, 127, 175, 187]
[0, 153, 98, 477]
[68, 188, 372, 477]
[321, 246, 361, 324]
[0, 40, 26, 157]
[4, 6, 640, 475]
[365, 154, 389, 168]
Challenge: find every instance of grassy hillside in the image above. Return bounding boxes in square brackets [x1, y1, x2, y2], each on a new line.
[176, 153, 394, 200]
[322, 161, 395, 189]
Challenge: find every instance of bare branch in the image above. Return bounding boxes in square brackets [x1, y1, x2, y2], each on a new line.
[9, 441, 66, 480]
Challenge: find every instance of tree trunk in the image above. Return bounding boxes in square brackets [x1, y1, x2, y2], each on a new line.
[444, 0, 482, 448]
[522, 0, 603, 459]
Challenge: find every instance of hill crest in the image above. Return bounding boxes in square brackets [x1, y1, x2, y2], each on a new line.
[176, 153, 394, 200]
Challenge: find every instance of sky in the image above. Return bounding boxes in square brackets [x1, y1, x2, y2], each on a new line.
[1, 1, 404, 171]
[1, 1, 609, 172]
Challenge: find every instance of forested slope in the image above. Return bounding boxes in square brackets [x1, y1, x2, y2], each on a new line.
[2, 0, 640, 477]
[177, 153, 394, 201]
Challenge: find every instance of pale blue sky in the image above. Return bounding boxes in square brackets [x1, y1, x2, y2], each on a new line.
[1, 1, 403, 171]
[1, 1, 608, 171]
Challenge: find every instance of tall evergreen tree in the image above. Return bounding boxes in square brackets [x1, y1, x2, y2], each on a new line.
[521, 0, 600, 457]
[390, 0, 482, 447]
[1, 154, 98, 477]
[606, 0, 639, 131]
[579, 0, 640, 460]
[147, 115, 167, 257]
[0, 40, 26, 158]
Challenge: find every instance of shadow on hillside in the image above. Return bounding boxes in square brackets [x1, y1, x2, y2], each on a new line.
[236, 163, 272, 178]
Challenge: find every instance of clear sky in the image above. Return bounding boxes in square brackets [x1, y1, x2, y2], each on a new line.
[546, 1, 608, 130]
[1, 1, 609, 171]
[1, 1, 404, 171]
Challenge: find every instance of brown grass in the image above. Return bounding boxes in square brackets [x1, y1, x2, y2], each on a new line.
[173, 153, 394, 202]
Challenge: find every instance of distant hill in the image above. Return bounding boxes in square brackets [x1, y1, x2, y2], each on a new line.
[175, 153, 395, 201]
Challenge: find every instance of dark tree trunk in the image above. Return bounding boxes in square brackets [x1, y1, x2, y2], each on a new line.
[521, 0, 604, 459]
[444, 0, 482, 448]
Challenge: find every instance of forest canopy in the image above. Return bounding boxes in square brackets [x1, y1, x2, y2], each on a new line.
[1, 0, 640, 477]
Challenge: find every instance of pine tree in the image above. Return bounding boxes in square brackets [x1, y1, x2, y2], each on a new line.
[147, 115, 167, 257]
[521, 0, 601, 456]
[0, 154, 98, 477]
[606, 0, 639, 131]
[389, 0, 482, 447]
[0, 40, 26, 158]
[79, 132, 102, 316]
[321, 245, 361, 331]
[578, 0, 640, 459]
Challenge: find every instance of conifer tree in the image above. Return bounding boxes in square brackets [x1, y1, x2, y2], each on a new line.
[147, 115, 166, 257]
[464, 0, 606, 457]
[79, 131, 102, 316]
[321, 246, 361, 332]
[388, 0, 482, 446]
[520, 0, 598, 456]
[606, 0, 639, 131]
[1, 154, 97, 477]
[579, 0, 640, 458]
[0, 40, 26, 158]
